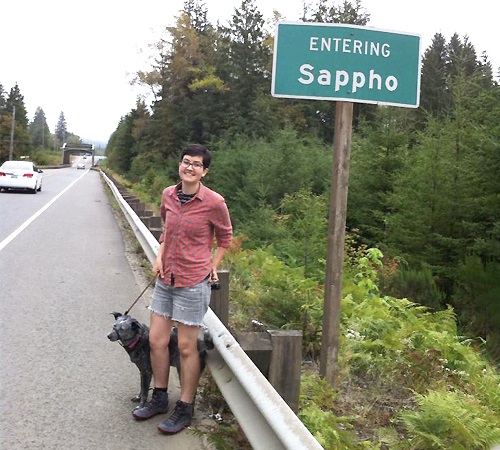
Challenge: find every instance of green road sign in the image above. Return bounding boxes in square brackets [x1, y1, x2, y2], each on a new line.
[272, 22, 421, 108]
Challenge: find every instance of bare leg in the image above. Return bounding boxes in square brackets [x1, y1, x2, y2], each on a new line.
[149, 314, 173, 388]
[176, 323, 202, 403]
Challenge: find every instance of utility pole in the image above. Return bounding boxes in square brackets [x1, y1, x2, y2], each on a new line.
[9, 105, 16, 160]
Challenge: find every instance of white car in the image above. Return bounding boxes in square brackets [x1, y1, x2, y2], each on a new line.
[76, 161, 86, 169]
[0, 160, 43, 193]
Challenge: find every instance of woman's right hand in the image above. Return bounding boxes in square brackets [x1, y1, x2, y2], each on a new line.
[152, 256, 164, 278]
[153, 242, 165, 278]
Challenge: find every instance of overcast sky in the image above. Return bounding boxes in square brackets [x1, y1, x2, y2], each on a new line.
[2, 0, 497, 145]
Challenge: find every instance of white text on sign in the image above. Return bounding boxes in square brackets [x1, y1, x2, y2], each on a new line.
[309, 37, 392, 58]
[298, 65, 399, 93]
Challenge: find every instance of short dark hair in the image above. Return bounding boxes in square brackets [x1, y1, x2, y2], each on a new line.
[180, 144, 212, 169]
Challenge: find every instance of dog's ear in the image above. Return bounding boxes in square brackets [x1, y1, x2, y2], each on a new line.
[203, 330, 214, 350]
[110, 312, 123, 319]
[170, 327, 179, 343]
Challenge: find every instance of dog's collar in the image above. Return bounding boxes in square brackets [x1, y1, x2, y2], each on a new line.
[123, 336, 141, 350]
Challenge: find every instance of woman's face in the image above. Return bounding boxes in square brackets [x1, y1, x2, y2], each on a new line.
[178, 155, 208, 185]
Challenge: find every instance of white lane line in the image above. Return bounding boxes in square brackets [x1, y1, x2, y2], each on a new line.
[0, 172, 87, 252]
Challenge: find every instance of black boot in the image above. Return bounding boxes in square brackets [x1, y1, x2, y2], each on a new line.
[157, 400, 193, 434]
[132, 389, 169, 420]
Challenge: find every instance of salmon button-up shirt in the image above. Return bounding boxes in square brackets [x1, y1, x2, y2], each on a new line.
[158, 182, 232, 288]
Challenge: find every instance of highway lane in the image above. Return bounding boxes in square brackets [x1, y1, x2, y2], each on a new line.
[0, 167, 86, 242]
[0, 169, 209, 450]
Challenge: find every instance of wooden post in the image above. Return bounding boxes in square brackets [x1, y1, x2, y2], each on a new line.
[236, 330, 302, 413]
[235, 331, 272, 376]
[267, 330, 302, 412]
[320, 101, 353, 388]
[210, 269, 229, 326]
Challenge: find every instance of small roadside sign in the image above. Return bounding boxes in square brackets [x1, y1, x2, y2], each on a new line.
[272, 22, 421, 108]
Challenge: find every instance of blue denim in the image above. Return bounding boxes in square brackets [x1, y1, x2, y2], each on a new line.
[149, 277, 210, 326]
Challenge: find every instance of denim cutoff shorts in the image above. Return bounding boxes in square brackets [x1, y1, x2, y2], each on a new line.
[149, 276, 211, 327]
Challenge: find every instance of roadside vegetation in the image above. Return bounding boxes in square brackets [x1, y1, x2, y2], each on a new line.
[3, 0, 500, 448]
[108, 172, 500, 448]
[222, 243, 500, 448]
[100, 0, 500, 446]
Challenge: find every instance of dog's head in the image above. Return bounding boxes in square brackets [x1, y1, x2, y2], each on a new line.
[108, 311, 147, 348]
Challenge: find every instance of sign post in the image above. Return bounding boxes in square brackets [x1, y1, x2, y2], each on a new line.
[272, 22, 420, 387]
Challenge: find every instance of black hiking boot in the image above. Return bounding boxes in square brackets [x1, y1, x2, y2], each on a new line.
[132, 389, 169, 420]
[157, 400, 193, 434]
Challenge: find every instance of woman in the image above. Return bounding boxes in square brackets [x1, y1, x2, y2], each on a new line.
[132, 144, 232, 435]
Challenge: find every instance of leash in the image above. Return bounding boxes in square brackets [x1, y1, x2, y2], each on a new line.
[124, 276, 157, 315]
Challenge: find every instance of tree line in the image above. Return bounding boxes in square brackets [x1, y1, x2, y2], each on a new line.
[0, 82, 79, 163]
[104, 0, 499, 360]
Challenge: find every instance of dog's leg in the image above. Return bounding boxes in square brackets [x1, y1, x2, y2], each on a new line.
[137, 371, 152, 407]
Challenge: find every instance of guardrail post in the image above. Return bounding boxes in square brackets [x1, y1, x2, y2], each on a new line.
[147, 216, 163, 241]
[235, 330, 302, 413]
[139, 210, 153, 219]
[210, 269, 229, 326]
[235, 332, 272, 376]
[267, 330, 302, 413]
[132, 202, 145, 215]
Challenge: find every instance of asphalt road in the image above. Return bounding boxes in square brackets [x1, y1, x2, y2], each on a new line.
[0, 167, 212, 450]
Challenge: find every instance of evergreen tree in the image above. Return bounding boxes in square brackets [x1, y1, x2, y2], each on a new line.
[0, 84, 10, 161]
[276, 188, 328, 280]
[419, 33, 450, 120]
[222, 0, 270, 128]
[29, 107, 51, 149]
[183, 0, 210, 33]
[304, 0, 370, 25]
[0, 83, 6, 113]
[209, 128, 332, 227]
[455, 80, 500, 266]
[6, 83, 29, 129]
[144, 6, 228, 150]
[347, 107, 412, 246]
[385, 119, 460, 284]
[3, 83, 30, 158]
[125, 100, 160, 179]
[447, 33, 477, 80]
[55, 112, 67, 145]
[386, 78, 498, 295]
[106, 110, 139, 174]
[419, 33, 495, 125]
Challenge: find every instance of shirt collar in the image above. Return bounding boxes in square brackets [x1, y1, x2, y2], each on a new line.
[171, 182, 206, 200]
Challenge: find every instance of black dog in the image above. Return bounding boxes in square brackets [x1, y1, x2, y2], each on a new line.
[107, 312, 213, 408]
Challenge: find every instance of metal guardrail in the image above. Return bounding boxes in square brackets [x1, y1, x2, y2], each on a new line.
[101, 171, 324, 450]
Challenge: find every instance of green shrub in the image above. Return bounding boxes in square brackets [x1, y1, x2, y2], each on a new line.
[32, 150, 62, 166]
[385, 265, 445, 310]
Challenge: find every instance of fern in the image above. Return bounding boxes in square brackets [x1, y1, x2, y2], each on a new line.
[398, 390, 500, 449]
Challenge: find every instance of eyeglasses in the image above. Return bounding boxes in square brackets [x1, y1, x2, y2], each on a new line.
[180, 159, 204, 169]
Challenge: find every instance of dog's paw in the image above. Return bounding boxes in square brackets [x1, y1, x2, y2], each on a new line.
[131, 395, 141, 403]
